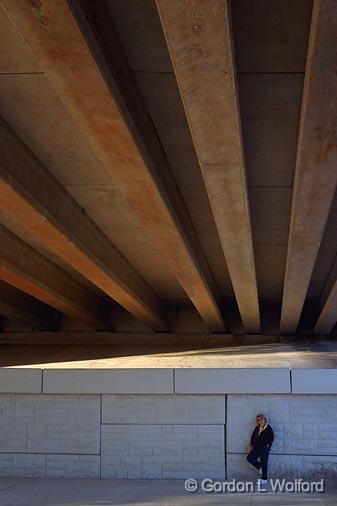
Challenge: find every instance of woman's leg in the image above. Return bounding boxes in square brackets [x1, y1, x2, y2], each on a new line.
[260, 448, 270, 480]
[247, 450, 261, 471]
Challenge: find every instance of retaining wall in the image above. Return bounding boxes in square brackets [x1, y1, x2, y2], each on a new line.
[0, 368, 336, 480]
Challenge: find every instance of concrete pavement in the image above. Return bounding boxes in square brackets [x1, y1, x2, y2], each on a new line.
[0, 479, 336, 506]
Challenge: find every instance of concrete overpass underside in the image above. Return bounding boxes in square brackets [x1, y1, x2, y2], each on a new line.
[0, 0, 336, 485]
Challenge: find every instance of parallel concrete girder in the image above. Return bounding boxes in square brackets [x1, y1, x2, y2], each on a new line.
[0, 119, 166, 331]
[0, 280, 55, 329]
[315, 281, 337, 334]
[314, 254, 337, 334]
[0, 224, 109, 330]
[281, 0, 337, 334]
[0, 332, 234, 345]
[156, 0, 260, 333]
[0, 0, 225, 331]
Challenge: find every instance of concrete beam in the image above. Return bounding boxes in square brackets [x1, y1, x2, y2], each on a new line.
[313, 254, 337, 334]
[0, 119, 166, 332]
[314, 280, 337, 334]
[0, 280, 55, 329]
[0, 331, 235, 345]
[156, 0, 260, 333]
[281, 0, 337, 333]
[0, 0, 225, 331]
[0, 224, 109, 329]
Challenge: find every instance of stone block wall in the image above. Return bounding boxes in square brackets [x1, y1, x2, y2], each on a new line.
[101, 424, 224, 479]
[0, 392, 336, 480]
[0, 394, 100, 478]
[227, 394, 337, 480]
[0, 394, 226, 479]
[100, 395, 225, 479]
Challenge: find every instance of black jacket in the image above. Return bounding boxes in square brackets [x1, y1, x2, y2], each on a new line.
[250, 425, 274, 449]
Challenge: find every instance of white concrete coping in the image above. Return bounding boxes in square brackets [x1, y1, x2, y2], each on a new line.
[175, 368, 291, 394]
[291, 368, 337, 394]
[3, 367, 337, 395]
[0, 368, 42, 393]
[42, 369, 174, 394]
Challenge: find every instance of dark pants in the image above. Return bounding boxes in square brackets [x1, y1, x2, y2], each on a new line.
[247, 447, 270, 480]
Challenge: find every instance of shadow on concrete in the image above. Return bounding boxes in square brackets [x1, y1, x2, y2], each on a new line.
[0, 341, 337, 368]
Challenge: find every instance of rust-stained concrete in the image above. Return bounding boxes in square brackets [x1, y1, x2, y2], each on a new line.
[0, 0, 225, 331]
[157, 0, 260, 333]
[0, 224, 109, 329]
[281, 0, 337, 334]
[0, 72, 182, 301]
[0, 119, 166, 331]
[0, 280, 55, 329]
[315, 281, 337, 334]
[135, 72, 234, 299]
[0, 0, 335, 336]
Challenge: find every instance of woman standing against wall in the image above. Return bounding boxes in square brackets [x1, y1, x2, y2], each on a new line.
[247, 413, 274, 486]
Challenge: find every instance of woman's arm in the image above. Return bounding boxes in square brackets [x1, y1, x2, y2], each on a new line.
[266, 426, 274, 446]
[250, 427, 257, 446]
[247, 427, 256, 452]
